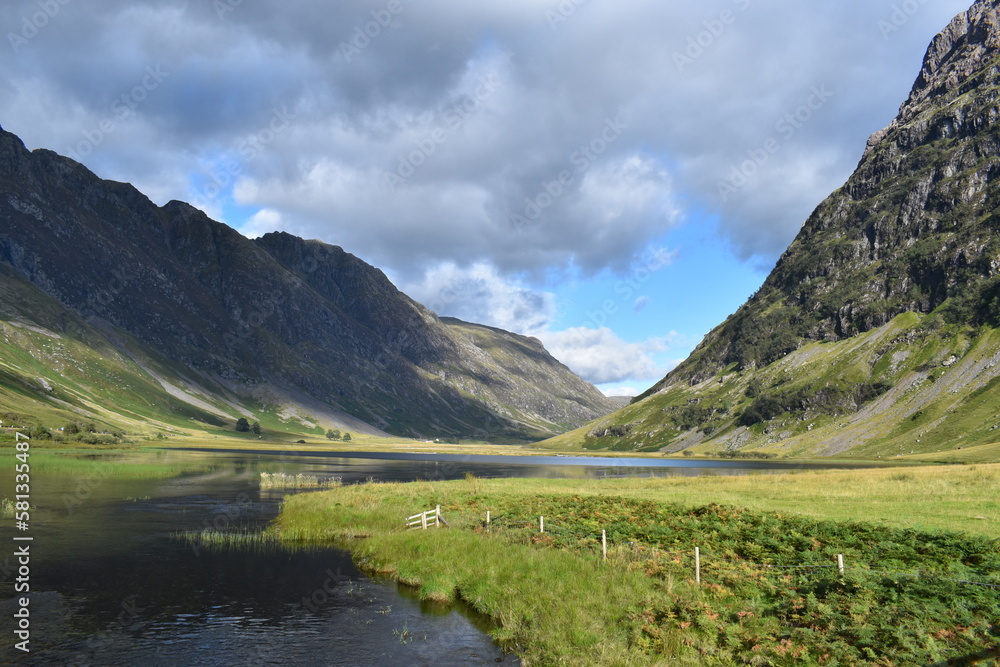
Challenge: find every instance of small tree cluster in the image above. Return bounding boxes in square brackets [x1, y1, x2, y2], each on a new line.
[325, 429, 352, 441]
[236, 418, 262, 434]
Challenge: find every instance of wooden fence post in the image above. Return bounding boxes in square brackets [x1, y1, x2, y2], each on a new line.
[837, 554, 845, 576]
[695, 547, 701, 585]
[540, 515, 544, 533]
[486, 510, 491, 532]
[435, 505, 441, 528]
[602, 530, 607, 561]
[421, 512, 427, 530]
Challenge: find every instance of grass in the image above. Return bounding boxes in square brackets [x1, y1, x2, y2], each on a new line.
[272, 466, 1000, 665]
[20, 448, 225, 480]
[540, 315, 1000, 461]
[259, 471, 342, 489]
[175, 528, 280, 552]
[901, 441, 1000, 464]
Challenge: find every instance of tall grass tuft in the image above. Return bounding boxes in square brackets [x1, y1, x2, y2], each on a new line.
[259, 471, 342, 489]
[175, 528, 279, 552]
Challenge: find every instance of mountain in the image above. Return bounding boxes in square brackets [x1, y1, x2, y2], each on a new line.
[0, 128, 615, 442]
[544, 0, 1000, 458]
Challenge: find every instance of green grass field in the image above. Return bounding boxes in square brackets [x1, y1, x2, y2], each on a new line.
[273, 465, 1000, 666]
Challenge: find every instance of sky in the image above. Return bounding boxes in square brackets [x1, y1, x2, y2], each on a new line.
[0, 0, 974, 396]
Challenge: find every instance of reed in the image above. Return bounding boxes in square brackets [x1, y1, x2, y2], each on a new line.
[258, 471, 342, 489]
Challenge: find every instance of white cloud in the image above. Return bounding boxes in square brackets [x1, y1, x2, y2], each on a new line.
[598, 385, 640, 398]
[535, 327, 677, 385]
[402, 262, 556, 334]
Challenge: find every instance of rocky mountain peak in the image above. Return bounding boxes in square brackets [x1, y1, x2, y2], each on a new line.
[867, 0, 1000, 155]
[907, 0, 1000, 110]
[865, 0, 1000, 157]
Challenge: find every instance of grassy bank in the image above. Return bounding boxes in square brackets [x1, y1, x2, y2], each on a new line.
[22, 447, 225, 479]
[272, 466, 1000, 665]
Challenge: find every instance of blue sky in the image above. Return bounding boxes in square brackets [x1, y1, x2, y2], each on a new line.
[0, 0, 975, 396]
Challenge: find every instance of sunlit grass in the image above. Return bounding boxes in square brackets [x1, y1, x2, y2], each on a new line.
[259, 471, 342, 489]
[174, 528, 280, 552]
[23, 448, 223, 479]
[273, 466, 1000, 665]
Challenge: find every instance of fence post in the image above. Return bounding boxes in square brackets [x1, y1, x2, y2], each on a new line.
[695, 547, 701, 585]
[540, 516, 544, 533]
[435, 505, 441, 528]
[837, 554, 845, 576]
[602, 530, 607, 561]
[486, 510, 491, 532]
[421, 512, 427, 530]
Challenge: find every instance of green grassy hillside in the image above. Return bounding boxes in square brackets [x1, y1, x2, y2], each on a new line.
[539, 313, 1000, 460]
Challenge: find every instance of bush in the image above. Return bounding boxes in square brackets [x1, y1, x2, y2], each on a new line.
[27, 425, 52, 440]
[235, 418, 250, 433]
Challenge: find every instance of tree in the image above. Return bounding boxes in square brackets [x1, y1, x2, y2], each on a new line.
[342, 432, 351, 442]
[235, 418, 250, 432]
[250, 421, 261, 435]
[326, 428, 341, 440]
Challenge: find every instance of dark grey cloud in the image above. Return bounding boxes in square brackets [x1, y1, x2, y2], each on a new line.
[0, 0, 975, 327]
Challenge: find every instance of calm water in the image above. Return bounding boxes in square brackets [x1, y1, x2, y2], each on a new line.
[0, 448, 880, 665]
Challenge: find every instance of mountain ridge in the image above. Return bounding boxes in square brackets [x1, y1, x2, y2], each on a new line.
[0, 128, 615, 442]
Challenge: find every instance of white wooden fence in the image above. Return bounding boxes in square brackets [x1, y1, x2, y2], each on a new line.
[405, 505, 449, 530]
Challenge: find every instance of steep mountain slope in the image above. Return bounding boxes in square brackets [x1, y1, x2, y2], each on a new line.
[545, 0, 1000, 457]
[0, 128, 614, 441]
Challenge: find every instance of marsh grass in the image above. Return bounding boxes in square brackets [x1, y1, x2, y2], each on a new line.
[273, 464, 1000, 666]
[175, 528, 279, 552]
[259, 471, 342, 489]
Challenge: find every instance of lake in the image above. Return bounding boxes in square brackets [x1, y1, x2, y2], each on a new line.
[0, 447, 881, 665]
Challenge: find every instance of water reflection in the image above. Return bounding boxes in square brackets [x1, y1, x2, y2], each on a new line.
[0, 450, 520, 666]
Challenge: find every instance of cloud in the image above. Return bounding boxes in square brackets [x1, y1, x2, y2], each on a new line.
[401, 262, 556, 334]
[597, 385, 640, 399]
[0, 0, 974, 278]
[535, 327, 677, 385]
[0, 0, 976, 390]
